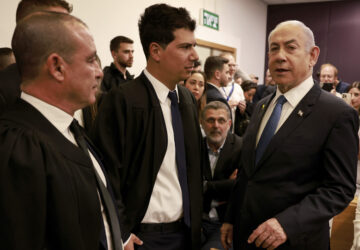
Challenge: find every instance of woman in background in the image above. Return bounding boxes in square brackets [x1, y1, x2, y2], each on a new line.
[349, 81, 360, 114]
[184, 71, 207, 119]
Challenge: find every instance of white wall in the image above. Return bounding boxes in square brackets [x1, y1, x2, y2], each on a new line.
[0, 0, 268, 84]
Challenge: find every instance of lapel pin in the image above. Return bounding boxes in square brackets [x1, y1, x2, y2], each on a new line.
[297, 110, 303, 117]
[261, 104, 266, 110]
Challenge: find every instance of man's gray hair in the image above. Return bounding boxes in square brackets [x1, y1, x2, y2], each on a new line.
[268, 20, 315, 52]
[201, 101, 231, 120]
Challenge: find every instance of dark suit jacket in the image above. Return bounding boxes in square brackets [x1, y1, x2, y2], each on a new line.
[336, 80, 350, 94]
[0, 99, 113, 250]
[92, 72, 204, 249]
[252, 84, 276, 104]
[203, 132, 242, 221]
[206, 83, 230, 109]
[225, 83, 359, 250]
[101, 63, 134, 92]
[206, 83, 233, 125]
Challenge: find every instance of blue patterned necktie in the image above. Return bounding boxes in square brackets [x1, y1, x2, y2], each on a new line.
[168, 90, 191, 227]
[255, 95, 287, 165]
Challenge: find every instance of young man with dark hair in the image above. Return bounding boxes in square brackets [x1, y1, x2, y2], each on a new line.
[101, 36, 134, 92]
[93, 3, 203, 250]
[204, 56, 232, 117]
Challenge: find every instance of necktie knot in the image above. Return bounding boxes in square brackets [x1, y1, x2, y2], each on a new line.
[277, 95, 287, 106]
[168, 90, 178, 105]
[69, 119, 81, 136]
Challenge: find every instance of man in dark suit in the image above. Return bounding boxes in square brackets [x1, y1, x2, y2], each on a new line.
[204, 56, 231, 105]
[221, 20, 359, 250]
[0, 12, 125, 250]
[201, 101, 242, 249]
[92, 4, 204, 250]
[204, 56, 233, 125]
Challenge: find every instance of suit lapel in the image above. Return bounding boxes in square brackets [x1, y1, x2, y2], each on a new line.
[202, 138, 213, 180]
[140, 73, 168, 175]
[213, 132, 233, 178]
[255, 83, 321, 169]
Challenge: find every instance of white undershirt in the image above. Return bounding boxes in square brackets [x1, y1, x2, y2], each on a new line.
[21, 92, 117, 250]
[141, 69, 183, 223]
[256, 76, 314, 146]
[221, 81, 245, 132]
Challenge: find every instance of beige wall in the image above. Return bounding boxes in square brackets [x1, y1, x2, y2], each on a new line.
[0, 0, 267, 84]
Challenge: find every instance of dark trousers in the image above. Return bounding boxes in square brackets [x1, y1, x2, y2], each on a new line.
[201, 219, 227, 250]
[135, 221, 191, 250]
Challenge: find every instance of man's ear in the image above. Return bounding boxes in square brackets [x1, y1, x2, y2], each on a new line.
[214, 69, 221, 80]
[111, 50, 117, 60]
[148, 42, 163, 62]
[309, 46, 320, 68]
[227, 119, 232, 129]
[47, 53, 66, 82]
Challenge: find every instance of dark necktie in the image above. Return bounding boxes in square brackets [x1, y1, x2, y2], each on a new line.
[255, 95, 287, 165]
[168, 90, 191, 227]
[70, 119, 123, 250]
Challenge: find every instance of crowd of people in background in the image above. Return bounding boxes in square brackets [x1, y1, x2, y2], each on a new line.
[0, 0, 360, 250]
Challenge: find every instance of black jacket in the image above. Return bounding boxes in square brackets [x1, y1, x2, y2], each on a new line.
[92, 72, 205, 249]
[101, 63, 134, 92]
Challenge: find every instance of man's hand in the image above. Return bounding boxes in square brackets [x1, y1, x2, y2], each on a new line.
[228, 100, 239, 109]
[247, 218, 287, 250]
[220, 223, 233, 250]
[124, 233, 143, 250]
[229, 169, 238, 180]
[238, 100, 246, 114]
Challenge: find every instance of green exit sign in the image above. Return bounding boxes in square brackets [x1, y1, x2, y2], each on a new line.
[201, 9, 219, 31]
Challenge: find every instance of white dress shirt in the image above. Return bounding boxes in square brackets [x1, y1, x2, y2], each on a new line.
[142, 69, 183, 223]
[221, 81, 245, 132]
[221, 81, 245, 105]
[21, 92, 117, 250]
[256, 76, 314, 146]
[206, 139, 226, 220]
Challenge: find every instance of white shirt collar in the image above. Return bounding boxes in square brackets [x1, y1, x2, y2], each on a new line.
[273, 75, 314, 108]
[21, 92, 74, 134]
[144, 69, 179, 104]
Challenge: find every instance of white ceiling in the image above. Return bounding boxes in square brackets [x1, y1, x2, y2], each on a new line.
[262, 0, 342, 5]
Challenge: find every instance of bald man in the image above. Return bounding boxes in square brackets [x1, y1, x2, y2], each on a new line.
[221, 20, 358, 250]
[0, 12, 125, 250]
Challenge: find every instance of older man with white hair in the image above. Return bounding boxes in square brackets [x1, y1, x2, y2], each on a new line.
[221, 20, 358, 250]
